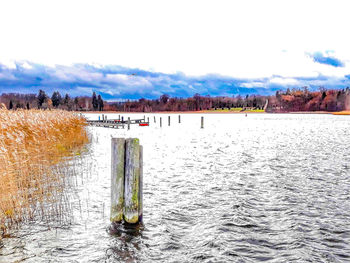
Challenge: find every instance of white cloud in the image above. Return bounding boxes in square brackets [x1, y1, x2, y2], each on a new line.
[240, 82, 265, 88]
[269, 77, 299, 85]
[105, 74, 152, 87]
[0, 0, 350, 80]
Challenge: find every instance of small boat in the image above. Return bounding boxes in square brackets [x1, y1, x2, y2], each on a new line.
[139, 123, 149, 126]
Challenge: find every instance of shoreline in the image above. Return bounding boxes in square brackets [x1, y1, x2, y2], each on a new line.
[78, 110, 350, 115]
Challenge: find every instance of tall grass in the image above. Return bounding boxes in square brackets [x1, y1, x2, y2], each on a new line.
[0, 108, 89, 237]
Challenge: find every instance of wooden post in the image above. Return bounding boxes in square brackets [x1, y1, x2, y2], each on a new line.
[160, 117, 162, 127]
[127, 117, 130, 130]
[111, 138, 143, 225]
[124, 138, 140, 224]
[178, 115, 181, 123]
[154, 116, 156, 123]
[121, 116, 124, 122]
[102, 114, 105, 122]
[110, 138, 125, 223]
[138, 142, 143, 224]
[147, 117, 149, 123]
[143, 115, 145, 121]
[168, 116, 170, 126]
[201, 116, 204, 129]
[118, 114, 120, 120]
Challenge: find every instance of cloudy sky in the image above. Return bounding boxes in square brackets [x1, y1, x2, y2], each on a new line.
[0, 0, 349, 99]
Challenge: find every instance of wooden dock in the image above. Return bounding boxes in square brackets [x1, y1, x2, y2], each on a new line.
[87, 117, 149, 129]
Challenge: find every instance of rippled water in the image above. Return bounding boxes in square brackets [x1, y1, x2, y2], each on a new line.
[1, 113, 350, 262]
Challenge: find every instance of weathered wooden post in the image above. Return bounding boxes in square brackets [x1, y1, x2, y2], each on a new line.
[111, 138, 143, 224]
[143, 115, 145, 121]
[122, 116, 124, 122]
[147, 117, 149, 123]
[178, 115, 181, 123]
[160, 117, 162, 127]
[124, 138, 140, 223]
[102, 114, 105, 122]
[110, 138, 125, 223]
[168, 116, 171, 126]
[201, 116, 204, 129]
[127, 117, 130, 130]
[154, 116, 156, 123]
[138, 145, 143, 222]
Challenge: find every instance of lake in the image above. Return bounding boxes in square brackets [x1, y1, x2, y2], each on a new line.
[1, 113, 350, 262]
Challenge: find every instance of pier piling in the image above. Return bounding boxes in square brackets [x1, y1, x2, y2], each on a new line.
[201, 116, 204, 129]
[124, 138, 141, 224]
[168, 116, 171, 126]
[127, 117, 130, 130]
[160, 117, 162, 127]
[178, 115, 181, 123]
[111, 138, 143, 224]
[110, 138, 125, 223]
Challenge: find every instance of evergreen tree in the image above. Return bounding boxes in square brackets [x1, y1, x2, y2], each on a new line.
[51, 91, 62, 107]
[97, 95, 104, 111]
[63, 94, 70, 105]
[37, 89, 47, 108]
[74, 97, 79, 110]
[92, 92, 98, 110]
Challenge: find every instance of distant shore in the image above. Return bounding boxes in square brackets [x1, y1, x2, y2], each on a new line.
[79, 110, 350, 115]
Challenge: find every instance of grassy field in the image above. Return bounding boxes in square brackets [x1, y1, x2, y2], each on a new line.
[0, 108, 89, 236]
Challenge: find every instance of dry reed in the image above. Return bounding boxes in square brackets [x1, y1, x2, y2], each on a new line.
[0, 108, 89, 237]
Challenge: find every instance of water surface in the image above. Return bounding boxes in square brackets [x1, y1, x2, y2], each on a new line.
[1, 113, 350, 262]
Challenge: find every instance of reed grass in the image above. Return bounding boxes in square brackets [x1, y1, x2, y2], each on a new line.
[0, 108, 89, 237]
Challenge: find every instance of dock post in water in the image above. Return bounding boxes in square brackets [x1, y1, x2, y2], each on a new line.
[124, 138, 141, 223]
[201, 116, 204, 129]
[178, 115, 181, 123]
[160, 117, 162, 127]
[127, 117, 130, 130]
[147, 117, 149, 123]
[154, 116, 156, 123]
[168, 116, 170, 126]
[139, 145, 143, 222]
[110, 138, 125, 223]
[110, 138, 143, 224]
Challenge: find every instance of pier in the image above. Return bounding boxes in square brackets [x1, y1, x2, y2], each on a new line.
[87, 116, 149, 129]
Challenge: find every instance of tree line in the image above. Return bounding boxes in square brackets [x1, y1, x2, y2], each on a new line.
[267, 87, 350, 112]
[1, 87, 349, 112]
[0, 90, 105, 111]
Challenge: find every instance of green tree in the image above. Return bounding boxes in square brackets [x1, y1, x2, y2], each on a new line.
[37, 89, 47, 108]
[92, 92, 98, 110]
[97, 95, 104, 111]
[51, 91, 62, 107]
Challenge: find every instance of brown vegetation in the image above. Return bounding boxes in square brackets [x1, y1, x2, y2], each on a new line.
[267, 87, 350, 112]
[0, 109, 89, 237]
